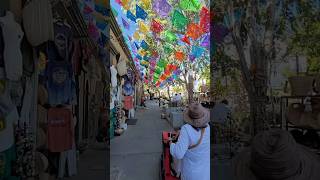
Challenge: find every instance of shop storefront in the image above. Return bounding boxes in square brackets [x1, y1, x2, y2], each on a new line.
[0, 0, 110, 179]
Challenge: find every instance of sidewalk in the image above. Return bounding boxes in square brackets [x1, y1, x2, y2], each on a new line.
[68, 142, 108, 180]
[110, 101, 172, 180]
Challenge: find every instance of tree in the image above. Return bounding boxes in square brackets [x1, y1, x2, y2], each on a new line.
[212, 0, 300, 134]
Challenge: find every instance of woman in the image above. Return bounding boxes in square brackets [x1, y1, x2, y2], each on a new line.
[168, 103, 210, 180]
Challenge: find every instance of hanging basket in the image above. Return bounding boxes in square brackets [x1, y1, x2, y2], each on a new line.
[288, 76, 315, 96]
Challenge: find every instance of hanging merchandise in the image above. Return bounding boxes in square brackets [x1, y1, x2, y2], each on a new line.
[47, 107, 74, 152]
[175, 51, 185, 62]
[123, 82, 134, 96]
[95, 3, 108, 16]
[96, 16, 108, 31]
[136, 5, 148, 20]
[172, 10, 189, 30]
[117, 59, 128, 76]
[151, 19, 163, 33]
[186, 23, 204, 40]
[46, 60, 76, 105]
[0, 11, 24, 81]
[54, 20, 73, 61]
[152, 0, 172, 18]
[88, 20, 100, 42]
[179, 0, 201, 12]
[127, 10, 137, 23]
[22, 0, 54, 46]
[111, 65, 118, 88]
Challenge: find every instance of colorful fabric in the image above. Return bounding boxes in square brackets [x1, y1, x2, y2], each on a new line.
[48, 108, 73, 152]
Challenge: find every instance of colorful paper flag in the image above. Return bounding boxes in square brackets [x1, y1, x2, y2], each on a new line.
[172, 10, 189, 30]
[186, 23, 204, 40]
[127, 10, 136, 23]
[152, 0, 172, 18]
[122, 18, 130, 30]
[179, 0, 201, 12]
[136, 5, 148, 20]
[151, 19, 163, 33]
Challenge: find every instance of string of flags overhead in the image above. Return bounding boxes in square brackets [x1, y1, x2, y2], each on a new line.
[110, 0, 230, 88]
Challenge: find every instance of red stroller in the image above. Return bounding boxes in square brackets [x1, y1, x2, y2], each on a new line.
[160, 131, 180, 180]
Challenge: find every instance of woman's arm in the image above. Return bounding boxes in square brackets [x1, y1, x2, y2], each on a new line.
[170, 126, 190, 159]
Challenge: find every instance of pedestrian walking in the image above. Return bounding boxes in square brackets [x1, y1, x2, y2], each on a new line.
[166, 102, 210, 180]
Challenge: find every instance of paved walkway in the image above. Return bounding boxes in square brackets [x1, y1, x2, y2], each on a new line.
[68, 142, 108, 180]
[110, 100, 172, 180]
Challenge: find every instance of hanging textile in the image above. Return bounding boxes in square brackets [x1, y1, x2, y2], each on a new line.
[136, 5, 148, 20]
[127, 10, 136, 22]
[95, 4, 108, 16]
[172, 10, 189, 30]
[186, 23, 204, 40]
[88, 20, 100, 42]
[152, 0, 172, 17]
[151, 19, 163, 33]
[179, 0, 201, 12]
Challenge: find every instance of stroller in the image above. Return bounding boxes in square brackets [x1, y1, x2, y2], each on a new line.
[160, 131, 180, 180]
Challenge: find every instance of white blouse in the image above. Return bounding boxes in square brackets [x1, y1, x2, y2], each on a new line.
[170, 124, 210, 180]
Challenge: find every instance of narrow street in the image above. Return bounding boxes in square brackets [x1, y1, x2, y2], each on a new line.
[110, 100, 172, 180]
